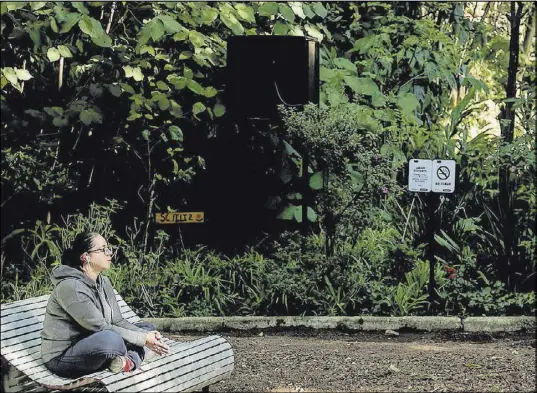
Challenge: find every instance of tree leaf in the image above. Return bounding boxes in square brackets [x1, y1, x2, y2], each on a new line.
[213, 103, 226, 117]
[200, 6, 219, 24]
[119, 83, 135, 94]
[277, 205, 300, 220]
[258, 2, 279, 16]
[156, 80, 168, 91]
[189, 31, 206, 47]
[137, 21, 153, 48]
[302, 4, 315, 18]
[204, 86, 218, 98]
[290, 3, 306, 19]
[169, 99, 183, 118]
[15, 69, 33, 81]
[60, 13, 81, 33]
[304, 24, 323, 42]
[371, 91, 387, 107]
[78, 16, 95, 36]
[169, 125, 183, 141]
[6, 2, 27, 11]
[309, 171, 324, 190]
[220, 12, 244, 35]
[235, 3, 256, 23]
[344, 76, 379, 96]
[333, 57, 355, 72]
[192, 102, 206, 115]
[187, 79, 204, 95]
[80, 109, 93, 125]
[150, 19, 165, 41]
[71, 2, 89, 15]
[47, 47, 61, 62]
[2, 67, 18, 86]
[273, 21, 289, 35]
[30, 2, 47, 10]
[132, 67, 144, 82]
[52, 116, 69, 127]
[49, 16, 59, 33]
[157, 14, 183, 34]
[279, 4, 295, 22]
[312, 3, 327, 18]
[307, 207, 317, 222]
[397, 92, 420, 114]
[91, 34, 112, 48]
[57, 45, 72, 58]
[108, 84, 122, 97]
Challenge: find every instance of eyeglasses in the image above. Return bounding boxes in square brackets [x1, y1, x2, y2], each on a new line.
[88, 246, 114, 256]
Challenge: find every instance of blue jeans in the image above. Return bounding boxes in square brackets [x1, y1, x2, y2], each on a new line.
[44, 322, 156, 378]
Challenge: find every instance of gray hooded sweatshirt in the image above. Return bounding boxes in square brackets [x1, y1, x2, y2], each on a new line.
[41, 265, 148, 363]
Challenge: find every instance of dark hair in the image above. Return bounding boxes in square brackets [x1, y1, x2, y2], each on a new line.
[61, 232, 100, 268]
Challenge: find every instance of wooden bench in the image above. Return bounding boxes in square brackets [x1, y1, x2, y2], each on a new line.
[1, 293, 234, 392]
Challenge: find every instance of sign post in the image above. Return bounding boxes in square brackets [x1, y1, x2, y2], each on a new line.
[408, 159, 456, 314]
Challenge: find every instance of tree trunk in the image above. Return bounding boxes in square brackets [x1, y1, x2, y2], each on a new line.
[498, 2, 523, 291]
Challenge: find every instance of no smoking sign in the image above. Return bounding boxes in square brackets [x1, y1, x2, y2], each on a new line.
[408, 159, 456, 193]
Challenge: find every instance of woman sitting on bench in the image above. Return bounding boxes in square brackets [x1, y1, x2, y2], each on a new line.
[41, 232, 170, 378]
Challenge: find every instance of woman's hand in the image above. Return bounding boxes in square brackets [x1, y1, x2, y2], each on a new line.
[145, 330, 170, 355]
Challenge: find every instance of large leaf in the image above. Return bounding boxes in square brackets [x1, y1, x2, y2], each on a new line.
[234, 3, 256, 23]
[187, 79, 204, 95]
[157, 14, 183, 34]
[213, 104, 226, 117]
[333, 58, 355, 72]
[397, 92, 420, 114]
[258, 2, 279, 16]
[279, 4, 295, 22]
[15, 69, 33, 81]
[277, 205, 299, 220]
[47, 48, 61, 62]
[312, 3, 327, 18]
[309, 171, 324, 190]
[344, 76, 379, 96]
[151, 19, 165, 41]
[189, 31, 206, 47]
[169, 125, 183, 141]
[57, 45, 72, 58]
[273, 21, 289, 35]
[192, 102, 206, 115]
[220, 10, 244, 35]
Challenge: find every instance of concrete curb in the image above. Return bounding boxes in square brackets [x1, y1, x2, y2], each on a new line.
[145, 316, 536, 334]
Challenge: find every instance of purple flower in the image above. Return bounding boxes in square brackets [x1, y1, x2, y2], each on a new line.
[382, 186, 389, 194]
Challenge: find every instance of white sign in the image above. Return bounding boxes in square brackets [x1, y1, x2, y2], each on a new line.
[432, 160, 456, 193]
[408, 159, 432, 192]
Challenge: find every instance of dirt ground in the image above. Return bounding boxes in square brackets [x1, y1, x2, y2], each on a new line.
[170, 330, 536, 393]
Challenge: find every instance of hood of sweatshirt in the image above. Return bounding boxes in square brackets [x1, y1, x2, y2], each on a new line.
[50, 264, 102, 289]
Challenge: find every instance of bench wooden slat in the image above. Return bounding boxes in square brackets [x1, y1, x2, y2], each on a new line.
[141, 358, 234, 393]
[1, 299, 50, 317]
[1, 323, 42, 341]
[2, 313, 138, 341]
[1, 302, 134, 326]
[0, 295, 50, 310]
[176, 365, 234, 393]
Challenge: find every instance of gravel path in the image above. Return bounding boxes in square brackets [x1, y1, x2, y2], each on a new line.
[170, 330, 535, 392]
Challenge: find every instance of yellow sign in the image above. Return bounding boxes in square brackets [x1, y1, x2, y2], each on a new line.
[155, 212, 204, 224]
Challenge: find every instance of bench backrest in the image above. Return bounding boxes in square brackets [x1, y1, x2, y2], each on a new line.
[1, 292, 141, 376]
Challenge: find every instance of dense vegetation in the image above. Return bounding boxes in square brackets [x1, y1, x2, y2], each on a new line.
[1, 2, 535, 317]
